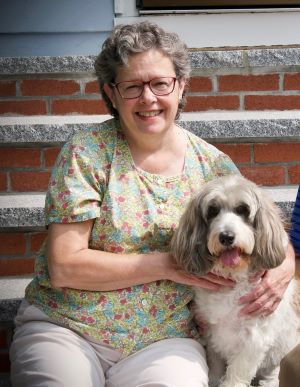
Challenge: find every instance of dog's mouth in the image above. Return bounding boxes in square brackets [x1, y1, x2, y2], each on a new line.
[219, 248, 241, 267]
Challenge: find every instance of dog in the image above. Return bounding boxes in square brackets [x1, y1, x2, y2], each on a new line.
[171, 174, 300, 387]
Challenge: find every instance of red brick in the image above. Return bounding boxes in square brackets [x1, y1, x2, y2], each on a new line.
[0, 172, 7, 191]
[0, 233, 26, 255]
[30, 232, 47, 253]
[21, 79, 80, 96]
[0, 352, 10, 372]
[0, 148, 41, 168]
[219, 74, 279, 92]
[185, 96, 239, 111]
[51, 99, 108, 114]
[0, 80, 16, 97]
[215, 144, 251, 163]
[284, 73, 300, 90]
[85, 81, 100, 94]
[240, 166, 285, 186]
[288, 165, 300, 184]
[245, 95, 300, 110]
[10, 171, 51, 191]
[44, 147, 61, 167]
[0, 258, 34, 276]
[0, 100, 47, 115]
[189, 77, 212, 92]
[254, 143, 300, 163]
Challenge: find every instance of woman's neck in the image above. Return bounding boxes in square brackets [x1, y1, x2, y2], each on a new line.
[124, 125, 188, 177]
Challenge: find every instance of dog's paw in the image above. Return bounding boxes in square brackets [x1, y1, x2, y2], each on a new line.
[258, 381, 278, 387]
[219, 382, 248, 387]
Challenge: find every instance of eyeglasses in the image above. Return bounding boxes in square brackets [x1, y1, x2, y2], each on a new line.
[111, 77, 177, 99]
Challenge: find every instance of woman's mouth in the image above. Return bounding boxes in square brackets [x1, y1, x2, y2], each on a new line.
[137, 110, 161, 117]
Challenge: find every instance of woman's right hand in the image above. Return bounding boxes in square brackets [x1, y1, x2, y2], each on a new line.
[163, 254, 235, 291]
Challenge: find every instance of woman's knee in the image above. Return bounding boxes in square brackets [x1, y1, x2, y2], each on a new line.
[10, 321, 105, 387]
[106, 338, 208, 387]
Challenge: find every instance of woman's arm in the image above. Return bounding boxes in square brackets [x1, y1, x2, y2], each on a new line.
[238, 242, 296, 317]
[47, 221, 234, 291]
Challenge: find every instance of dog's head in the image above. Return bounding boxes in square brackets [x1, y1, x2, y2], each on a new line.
[171, 175, 289, 277]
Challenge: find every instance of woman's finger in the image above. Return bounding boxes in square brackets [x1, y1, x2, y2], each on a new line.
[201, 272, 235, 287]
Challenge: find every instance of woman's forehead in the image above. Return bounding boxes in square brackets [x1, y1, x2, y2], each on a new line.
[115, 49, 175, 81]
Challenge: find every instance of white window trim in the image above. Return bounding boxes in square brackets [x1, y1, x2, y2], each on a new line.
[114, 0, 300, 48]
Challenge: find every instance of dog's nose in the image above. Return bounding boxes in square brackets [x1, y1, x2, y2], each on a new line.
[219, 231, 235, 246]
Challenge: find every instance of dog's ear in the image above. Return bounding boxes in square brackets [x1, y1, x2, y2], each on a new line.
[252, 191, 288, 271]
[170, 194, 214, 275]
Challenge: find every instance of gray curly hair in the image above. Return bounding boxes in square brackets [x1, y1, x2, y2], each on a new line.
[94, 21, 191, 119]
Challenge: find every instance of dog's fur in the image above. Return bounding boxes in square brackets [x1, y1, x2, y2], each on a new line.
[171, 175, 300, 387]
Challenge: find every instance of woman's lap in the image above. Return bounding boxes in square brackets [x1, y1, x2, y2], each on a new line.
[10, 303, 208, 387]
[106, 337, 208, 387]
[10, 319, 106, 387]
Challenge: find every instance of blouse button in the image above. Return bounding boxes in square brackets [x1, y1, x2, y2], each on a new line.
[141, 299, 148, 307]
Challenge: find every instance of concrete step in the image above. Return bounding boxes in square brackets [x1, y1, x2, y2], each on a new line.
[0, 276, 31, 322]
[1, 111, 300, 146]
[1, 48, 300, 75]
[0, 186, 297, 231]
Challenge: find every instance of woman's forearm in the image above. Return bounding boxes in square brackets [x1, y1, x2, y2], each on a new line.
[48, 248, 171, 291]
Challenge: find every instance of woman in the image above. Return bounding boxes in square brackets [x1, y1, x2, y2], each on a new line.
[10, 21, 295, 387]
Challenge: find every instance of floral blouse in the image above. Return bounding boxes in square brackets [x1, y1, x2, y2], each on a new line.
[25, 118, 238, 356]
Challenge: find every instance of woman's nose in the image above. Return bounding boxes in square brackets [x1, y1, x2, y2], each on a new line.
[139, 84, 157, 103]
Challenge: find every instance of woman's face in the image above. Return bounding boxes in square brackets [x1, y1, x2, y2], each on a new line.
[104, 49, 186, 140]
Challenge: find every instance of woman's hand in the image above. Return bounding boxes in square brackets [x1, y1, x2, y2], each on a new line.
[238, 243, 295, 317]
[166, 257, 235, 290]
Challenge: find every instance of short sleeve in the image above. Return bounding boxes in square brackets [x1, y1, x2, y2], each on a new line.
[45, 131, 111, 225]
[290, 186, 300, 255]
[211, 152, 240, 177]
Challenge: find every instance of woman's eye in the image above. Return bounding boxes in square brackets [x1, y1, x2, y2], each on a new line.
[125, 84, 141, 91]
[153, 81, 168, 89]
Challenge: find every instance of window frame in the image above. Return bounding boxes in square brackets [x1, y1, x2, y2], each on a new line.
[137, 0, 300, 9]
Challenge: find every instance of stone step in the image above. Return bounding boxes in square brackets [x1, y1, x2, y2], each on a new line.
[0, 276, 31, 322]
[0, 186, 297, 232]
[1, 111, 300, 146]
[1, 48, 300, 75]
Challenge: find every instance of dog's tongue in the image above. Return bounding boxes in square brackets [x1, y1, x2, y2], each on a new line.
[220, 248, 241, 267]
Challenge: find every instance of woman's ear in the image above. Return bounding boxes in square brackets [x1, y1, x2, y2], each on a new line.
[103, 84, 116, 108]
[178, 77, 186, 100]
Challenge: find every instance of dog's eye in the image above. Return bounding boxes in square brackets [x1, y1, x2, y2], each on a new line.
[235, 204, 250, 218]
[207, 205, 220, 220]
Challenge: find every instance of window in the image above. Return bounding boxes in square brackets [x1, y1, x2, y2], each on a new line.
[137, 0, 300, 10]
[116, 0, 300, 48]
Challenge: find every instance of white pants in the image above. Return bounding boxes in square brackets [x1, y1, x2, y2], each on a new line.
[10, 301, 208, 387]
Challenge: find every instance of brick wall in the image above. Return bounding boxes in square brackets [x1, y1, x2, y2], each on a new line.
[1, 49, 300, 381]
[2, 72, 300, 115]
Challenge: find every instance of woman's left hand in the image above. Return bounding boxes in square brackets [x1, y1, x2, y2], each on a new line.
[238, 243, 295, 317]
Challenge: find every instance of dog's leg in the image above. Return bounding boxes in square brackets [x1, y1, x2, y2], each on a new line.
[258, 366, 279, 387]
[206, 345, 226, 387]
[218, 346, 267, 387]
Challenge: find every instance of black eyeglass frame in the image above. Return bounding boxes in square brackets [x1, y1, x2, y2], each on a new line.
[110, 77, 178, 99]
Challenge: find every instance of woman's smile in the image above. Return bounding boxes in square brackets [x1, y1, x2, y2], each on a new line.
[136, 110, 162, 118]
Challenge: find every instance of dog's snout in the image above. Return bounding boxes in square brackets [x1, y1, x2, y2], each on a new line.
[219, 231, 235, 246]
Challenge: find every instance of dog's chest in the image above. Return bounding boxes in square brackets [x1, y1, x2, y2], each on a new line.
[193, 280, 253, 325]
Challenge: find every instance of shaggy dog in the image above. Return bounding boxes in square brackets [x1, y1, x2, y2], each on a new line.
[171, 175, 300, 387]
